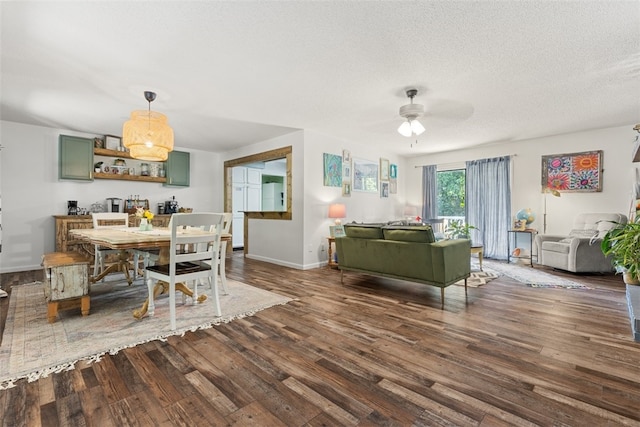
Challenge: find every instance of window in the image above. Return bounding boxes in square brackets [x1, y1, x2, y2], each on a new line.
[437, 169, 466, 224]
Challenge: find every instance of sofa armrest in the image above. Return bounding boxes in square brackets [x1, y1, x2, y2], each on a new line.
[534, 234, 565, 255]
[566, 237, 612, 272]
[429, 239, 471, 284]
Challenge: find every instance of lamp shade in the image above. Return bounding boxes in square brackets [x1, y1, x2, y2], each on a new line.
[397, 119, 425, 137]
[403, 205, 418, 217]
[123, 110, 174, 161]
[410, 119, 425, 135]
[397, 121, 413, 137]
[328, 203, 346, 224]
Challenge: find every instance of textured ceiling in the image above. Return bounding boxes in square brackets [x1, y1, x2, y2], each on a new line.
[1, 1, 639, 157]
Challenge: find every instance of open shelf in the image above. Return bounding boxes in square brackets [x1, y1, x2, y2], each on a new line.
[93, 173, 166, 183]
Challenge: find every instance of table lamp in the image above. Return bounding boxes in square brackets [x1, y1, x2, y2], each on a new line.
[404, 205, 418, 222]
[328, 203, 346, 225]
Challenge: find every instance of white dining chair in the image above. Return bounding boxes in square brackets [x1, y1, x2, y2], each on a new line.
[91, 212, 137, 282]
[197, 212, 232, 295]
[145, 213, 225, 330]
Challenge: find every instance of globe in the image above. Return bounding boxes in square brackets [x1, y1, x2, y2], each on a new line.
[516, 208, 535, 225]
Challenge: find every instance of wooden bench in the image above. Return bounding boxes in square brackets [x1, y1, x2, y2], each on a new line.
[42, 252, 91, 323]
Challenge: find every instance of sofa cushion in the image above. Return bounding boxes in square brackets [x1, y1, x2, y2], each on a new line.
[382, 225, 435, 243]
[343, 223, 384, 239]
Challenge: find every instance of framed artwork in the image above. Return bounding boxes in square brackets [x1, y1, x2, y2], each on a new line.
[353, 158, 378, 192]
[342, 164, 351, 180]
[323, 153, 342, 187]
[389, 179, 397, 194]
[105, 135, 122, 151]
[380, 158, 390, 181]
[342, 149, 351, 163]
[541, 150, 603, 192]
[389, 163, 398, 179]
[329, 225, 346, 238]
[513, 219, 526, 231]
[380, 181, 389, 198]
[342, 182, 351, 197]
[341, 149, 352, 196]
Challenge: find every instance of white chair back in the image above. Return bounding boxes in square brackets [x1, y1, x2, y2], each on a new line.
[146, 213, 225, 330]
[92, 212, 129, 229]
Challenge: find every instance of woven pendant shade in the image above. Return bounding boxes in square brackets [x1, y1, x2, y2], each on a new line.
[122, 91, 174, 161]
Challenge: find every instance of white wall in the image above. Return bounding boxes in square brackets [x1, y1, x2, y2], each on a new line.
[221, 131, 306, 269]
[0, 120, 222, 273]
[220, 129, 408, 270]
[405, 125, 635, 235]
[302, 130, 407, 268]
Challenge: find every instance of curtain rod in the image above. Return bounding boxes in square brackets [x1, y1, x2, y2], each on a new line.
[413, 154, 517, 168]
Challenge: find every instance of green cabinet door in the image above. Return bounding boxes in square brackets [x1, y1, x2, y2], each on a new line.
[164, 150, 190, 187]
[59, 135, 93, 181]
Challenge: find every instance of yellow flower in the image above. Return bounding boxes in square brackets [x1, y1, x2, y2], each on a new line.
[143, 210, 154, 220]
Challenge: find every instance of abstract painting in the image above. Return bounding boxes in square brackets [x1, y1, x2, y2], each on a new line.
[541, 150, 602, 193]
[323, 153, 342, 187]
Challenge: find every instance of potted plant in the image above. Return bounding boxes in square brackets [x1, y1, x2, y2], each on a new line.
[445, 219, 478, 240]
[600, 217, 640, 285]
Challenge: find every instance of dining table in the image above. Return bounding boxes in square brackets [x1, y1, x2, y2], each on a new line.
[69, 226, 232, 319]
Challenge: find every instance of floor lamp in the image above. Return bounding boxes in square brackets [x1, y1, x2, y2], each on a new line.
[543, 188, 561, 234]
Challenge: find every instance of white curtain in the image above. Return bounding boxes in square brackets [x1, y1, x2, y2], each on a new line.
[466, 156, 511, 260]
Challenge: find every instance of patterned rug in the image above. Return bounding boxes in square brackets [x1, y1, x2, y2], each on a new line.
[0, 278, 291, 389]
[482, 259, 591, 289]
[454, 270, 499, 287]
[454, 259, 593, 289]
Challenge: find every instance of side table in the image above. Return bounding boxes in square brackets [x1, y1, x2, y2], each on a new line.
[327, 237, 339, 268]
[470, 245, 484, 271]
[42, 252, 91, 323]
[507, 229, 537, 267]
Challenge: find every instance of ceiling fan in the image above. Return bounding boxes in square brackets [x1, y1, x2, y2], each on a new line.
[397, 88, 425, 138]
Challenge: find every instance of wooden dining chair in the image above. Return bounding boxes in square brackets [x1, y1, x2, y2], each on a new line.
[145, 213, 225, 330]
[91, 212, 137, 282]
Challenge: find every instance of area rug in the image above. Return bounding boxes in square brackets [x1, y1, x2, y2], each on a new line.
[454, 270, 499, 287]
[0, 278, 292, 389]
[482, 259, 591, 289]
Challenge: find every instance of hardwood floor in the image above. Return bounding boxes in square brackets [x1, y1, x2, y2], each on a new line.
[1, 254, 639, 426]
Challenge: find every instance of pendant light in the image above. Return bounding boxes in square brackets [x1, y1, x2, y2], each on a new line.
[123, 91, 174, 161]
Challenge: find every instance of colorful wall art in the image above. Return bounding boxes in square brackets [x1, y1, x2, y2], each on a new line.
[541, 150, 603, 192]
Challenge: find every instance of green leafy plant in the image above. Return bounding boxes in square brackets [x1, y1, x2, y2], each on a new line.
[445, 219, 478, 239]
[600, 217, 640, 281]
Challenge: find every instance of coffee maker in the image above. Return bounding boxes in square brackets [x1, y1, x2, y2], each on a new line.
[67, 200, 78, 215]
[106, 198, 122, 213]
[164, 196, 178, 214]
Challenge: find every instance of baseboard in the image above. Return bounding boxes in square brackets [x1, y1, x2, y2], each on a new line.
[245, 254, 325, 270]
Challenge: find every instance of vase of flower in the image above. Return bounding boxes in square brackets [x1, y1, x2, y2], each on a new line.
[139, 218, 148, 231]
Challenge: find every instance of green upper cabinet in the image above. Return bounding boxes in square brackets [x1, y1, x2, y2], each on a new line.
[164, 150, 190, 187]
[59, 135, 93, 181]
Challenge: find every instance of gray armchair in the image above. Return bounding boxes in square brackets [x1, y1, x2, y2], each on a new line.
[535, 213, 628, 273]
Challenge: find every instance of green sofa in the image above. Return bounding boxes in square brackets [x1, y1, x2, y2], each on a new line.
[335, 223, 471, 308]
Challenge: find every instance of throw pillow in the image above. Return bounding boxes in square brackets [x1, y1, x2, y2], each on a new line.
[343, 223, 384, 239]
[382, 225, 435, 243]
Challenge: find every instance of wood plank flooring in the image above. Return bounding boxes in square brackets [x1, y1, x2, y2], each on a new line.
[1, 253, 639, 426]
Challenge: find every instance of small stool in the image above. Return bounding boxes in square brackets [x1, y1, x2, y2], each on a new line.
[42, 252, 91, 323]
[470, 245, 484, 271]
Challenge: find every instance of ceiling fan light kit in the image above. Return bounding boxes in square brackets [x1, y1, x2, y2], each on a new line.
[123, 91, 174, 161]
[398, 88, 425, 138]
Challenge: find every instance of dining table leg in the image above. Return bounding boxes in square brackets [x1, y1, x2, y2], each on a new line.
[90, 249, 133, 285]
